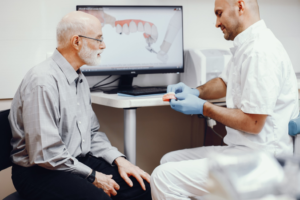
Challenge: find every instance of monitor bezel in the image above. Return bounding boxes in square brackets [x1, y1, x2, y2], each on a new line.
[76, 5, 184, 76]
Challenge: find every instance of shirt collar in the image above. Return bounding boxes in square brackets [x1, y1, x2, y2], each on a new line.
[233, 20, 267, 48]
[51, 49, 80, 85]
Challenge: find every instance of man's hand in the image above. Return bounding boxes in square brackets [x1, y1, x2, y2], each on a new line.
[170, 94, 207, 115]
[114, 157, 150, 191]
[167, 82, 200, 98]
[93, 171, 120, 197]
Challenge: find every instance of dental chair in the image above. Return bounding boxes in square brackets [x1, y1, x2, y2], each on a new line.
[289, 114, 300, 156]
[0, 109, 24, 200]
[205, 113, 300, 200]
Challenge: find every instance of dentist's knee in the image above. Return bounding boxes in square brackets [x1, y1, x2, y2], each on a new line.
[160, 151, 178, 164]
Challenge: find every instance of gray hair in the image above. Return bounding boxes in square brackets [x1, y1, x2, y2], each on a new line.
[56, 14, 89, 48]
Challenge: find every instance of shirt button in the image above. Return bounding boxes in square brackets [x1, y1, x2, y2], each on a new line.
[82, 139, 85, 142]
[77, 103, 80, 106]
[78, 121, 81, 124]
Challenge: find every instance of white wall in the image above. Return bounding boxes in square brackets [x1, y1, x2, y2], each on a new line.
[1, 0, 300, 99]
[0, 99, 12, 111]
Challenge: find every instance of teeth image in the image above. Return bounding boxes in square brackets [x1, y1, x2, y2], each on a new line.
[137, 22, 144, 32]
[116, 24, 122, 34]
[144, 22, 151, 35]
[151, 25, 158, 38]
[129, 21, 137, 33]
[123, 23, 129, 35]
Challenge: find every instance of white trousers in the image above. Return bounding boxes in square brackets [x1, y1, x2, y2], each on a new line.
[150, 145, 252, 200]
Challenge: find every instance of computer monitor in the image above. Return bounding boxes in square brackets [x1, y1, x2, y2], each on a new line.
[76, 5, 184, 92]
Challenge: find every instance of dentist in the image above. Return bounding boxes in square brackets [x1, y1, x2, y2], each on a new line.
[150, 0, 299, 199]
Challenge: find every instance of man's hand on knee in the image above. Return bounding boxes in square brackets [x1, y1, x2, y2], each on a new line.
[114, 157, 150, 191]
[93, 171, 120, 197]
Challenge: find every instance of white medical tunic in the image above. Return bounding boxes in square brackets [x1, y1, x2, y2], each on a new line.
[220, 20, 299, 156]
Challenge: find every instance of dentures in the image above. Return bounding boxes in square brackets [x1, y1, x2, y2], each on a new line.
[162, 92, 177, 102]
[115, 20, 158, 43]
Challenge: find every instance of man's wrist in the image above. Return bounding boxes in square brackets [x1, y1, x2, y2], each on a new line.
[203, 102, 210, 117]
[114, 156, 126, 166]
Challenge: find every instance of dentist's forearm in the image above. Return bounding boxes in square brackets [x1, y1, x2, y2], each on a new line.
[197, 78, 227, 100]
[203, 102, 267, 135]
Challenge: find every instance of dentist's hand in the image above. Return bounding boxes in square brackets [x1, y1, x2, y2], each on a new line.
[167, 82, 200, 99]
[170, 94, 207, 115]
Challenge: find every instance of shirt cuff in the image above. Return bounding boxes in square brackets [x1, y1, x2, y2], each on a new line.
[219, 74, 227, 85]
[102, 149, 126, 165]
[241, 106, 272, 115]
[74, 161, 93, 179]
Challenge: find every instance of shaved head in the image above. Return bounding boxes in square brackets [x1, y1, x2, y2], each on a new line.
[56, 11, 100, 48]
[227, 0, 260, 15]
[214, 0, 260, 40]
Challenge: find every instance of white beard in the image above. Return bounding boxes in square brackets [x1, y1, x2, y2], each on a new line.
[78, 41, 103, 66]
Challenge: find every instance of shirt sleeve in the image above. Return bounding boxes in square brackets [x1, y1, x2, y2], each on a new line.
[89, 109, 125, 165]
[219, 58, 232, 85]
[22, 84, 92, 178]
[240, 52, 282, 115]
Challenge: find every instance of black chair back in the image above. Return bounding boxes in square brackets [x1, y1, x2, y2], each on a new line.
[0, 109, 13, 171]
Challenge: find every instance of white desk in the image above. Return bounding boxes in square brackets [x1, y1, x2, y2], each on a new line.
[91, 92, 226, 164]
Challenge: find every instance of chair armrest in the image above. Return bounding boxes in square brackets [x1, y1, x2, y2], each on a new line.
[288, 114, 300, 136]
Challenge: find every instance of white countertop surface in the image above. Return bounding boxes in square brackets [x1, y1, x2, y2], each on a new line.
[91, 92, 226, 109]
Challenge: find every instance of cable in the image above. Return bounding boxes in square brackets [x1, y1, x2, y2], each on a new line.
[198, 115, 224, 145]
[210, 127, 223, 139]
[91, 75, 112, 88]
[90, 76, 121, 92]
[206, 117, 224, 142]
[96, 76, 121, 87]
[90, 86, 118, 92]
[97, 77, 120, 87]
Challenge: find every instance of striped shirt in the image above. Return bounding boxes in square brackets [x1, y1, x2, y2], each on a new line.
[9, 49, 124, 178]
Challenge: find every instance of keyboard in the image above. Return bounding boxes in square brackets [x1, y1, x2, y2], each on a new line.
[118, 87, 167, 96]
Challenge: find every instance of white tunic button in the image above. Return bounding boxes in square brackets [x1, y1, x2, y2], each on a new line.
[82, 139, 85, 142]
[78, 121, 81, 124]
[77, 103, 80, 106]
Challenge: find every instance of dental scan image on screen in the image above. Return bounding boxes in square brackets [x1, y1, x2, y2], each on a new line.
[77, 6, 183, 73]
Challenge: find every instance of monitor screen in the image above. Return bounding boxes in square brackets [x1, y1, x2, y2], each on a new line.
[76, 5, 184, 76]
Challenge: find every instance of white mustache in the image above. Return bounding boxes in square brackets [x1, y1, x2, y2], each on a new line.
[97, 50, 103, 55]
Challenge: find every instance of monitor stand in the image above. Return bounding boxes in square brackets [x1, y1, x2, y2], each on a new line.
[103, 75, 137, 94]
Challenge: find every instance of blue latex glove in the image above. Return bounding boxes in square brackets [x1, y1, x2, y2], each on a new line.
[167, 82, 199, 99]
[170, 94, 207, 115]
[289, 114, 300, 136]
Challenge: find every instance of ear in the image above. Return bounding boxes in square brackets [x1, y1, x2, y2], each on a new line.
[71, 35, 81, 51]
[237, 0, 245, 15]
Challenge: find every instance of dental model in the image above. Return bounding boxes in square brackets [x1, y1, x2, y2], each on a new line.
[162, 92, 177, 102]
[81, 10, 159, 55]
[115, 20, 158, 45]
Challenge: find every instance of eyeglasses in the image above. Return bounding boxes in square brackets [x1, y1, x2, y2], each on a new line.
[78, 35, 104, 45]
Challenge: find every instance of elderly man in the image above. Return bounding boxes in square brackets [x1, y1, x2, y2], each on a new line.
[9, 11, 151, 200]
[151, 0, 299, 199]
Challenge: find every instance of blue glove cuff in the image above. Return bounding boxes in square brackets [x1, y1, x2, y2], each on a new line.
[191, 88, 200, 97]
[289, 115, 300, 136]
